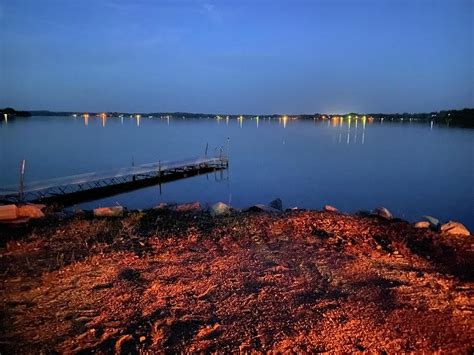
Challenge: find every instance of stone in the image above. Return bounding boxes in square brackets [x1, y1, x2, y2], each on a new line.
[440, 221, 470, 236]
[17, 204, 45, 219]
[175, 202, 201, 212]
[246, 204, 281, 213]
[324, 205, 338, 212]
[414, 221, 430, 229]
[210, 202, 230, 217]
[269, 198, 283, 211]
[93, 206, 124, 217]
[423, 215, 440, 229]
[114, 334, 134, 354]
[372, 207, 392, 220]
[0, 205, 18, 221]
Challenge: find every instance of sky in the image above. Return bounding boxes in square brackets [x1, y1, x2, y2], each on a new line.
[0, 0, 472, 114]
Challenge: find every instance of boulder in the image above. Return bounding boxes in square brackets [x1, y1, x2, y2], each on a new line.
[175, 201, 201, 212]
[324, 205, 338, 212]
[0, 205, 18, 221]
[372, 207, 393, 220]
[153, 203, 169, 210]
[414, 221, 430, 229]
[423, 215, 440, 229]
[440, 221, 470, 236]
[17, 204, 45, 219]
[210, 202, 230, 217]
[93, 206, 124, 218]
[269, 198, 283, 211]
[246, 204, 281, 213]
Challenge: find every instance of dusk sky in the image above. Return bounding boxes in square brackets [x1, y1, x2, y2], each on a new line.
[1, 0, 472, 114]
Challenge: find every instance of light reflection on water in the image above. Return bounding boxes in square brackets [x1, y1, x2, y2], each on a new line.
[0, 115, 472, 229]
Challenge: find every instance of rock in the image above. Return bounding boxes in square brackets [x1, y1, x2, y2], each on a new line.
[372, 207, 392, 220]
[175, 202, 201, 212]
[0, 205, 18, 221]
[269, 198, 283, 211]
[210, 202, 230, 217]
[246, 204, 281, 213]
[153, 202, 169, 210]
[17, 204, 45, 219]
[324, 205, 338, 212]
[423, 215, 440, 229]
[93, 206, 124, 217]
[114, 334, 134, 354]
[74, 208, 85, 215]
[414, 221, 430, 229]
[440, 221, 470, 236]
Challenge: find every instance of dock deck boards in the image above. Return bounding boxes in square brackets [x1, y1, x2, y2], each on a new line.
[0, 156, 228, 202]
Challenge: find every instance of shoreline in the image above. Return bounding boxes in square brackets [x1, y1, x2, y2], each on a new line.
[0, 205, 472, 352]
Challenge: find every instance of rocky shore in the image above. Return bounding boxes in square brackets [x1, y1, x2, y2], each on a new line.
[0, 203, 472, 353]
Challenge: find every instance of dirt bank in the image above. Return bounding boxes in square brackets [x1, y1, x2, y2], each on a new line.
[0, 209, 473, 353]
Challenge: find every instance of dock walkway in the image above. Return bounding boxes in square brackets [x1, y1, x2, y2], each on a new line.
[0, 156, 228, 203]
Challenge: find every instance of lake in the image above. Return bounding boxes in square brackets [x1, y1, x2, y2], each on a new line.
[0, 115, 472, 229]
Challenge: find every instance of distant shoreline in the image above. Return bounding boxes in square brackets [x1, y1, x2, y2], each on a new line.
[2, 107, 473, 128]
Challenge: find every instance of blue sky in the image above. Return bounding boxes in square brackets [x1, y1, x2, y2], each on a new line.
[0, 0, 472, 114]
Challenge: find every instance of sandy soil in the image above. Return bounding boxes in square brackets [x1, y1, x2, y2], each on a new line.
[0, 209, 473, 353]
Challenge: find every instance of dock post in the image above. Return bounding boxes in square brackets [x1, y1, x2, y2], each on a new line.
[205, 143, 209, 157]
[19, 159, 26, 202]
[158, 160, 162, 195]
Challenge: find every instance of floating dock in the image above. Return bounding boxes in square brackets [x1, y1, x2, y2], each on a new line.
[0, 156, 228, 205]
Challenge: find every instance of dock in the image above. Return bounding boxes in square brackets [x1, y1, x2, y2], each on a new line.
[0, 156, 228, 205]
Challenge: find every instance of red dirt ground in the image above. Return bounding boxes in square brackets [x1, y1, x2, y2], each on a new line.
[0, 209, 473, 353]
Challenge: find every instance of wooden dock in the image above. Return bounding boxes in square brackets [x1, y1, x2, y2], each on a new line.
[0, 156, 228, 205]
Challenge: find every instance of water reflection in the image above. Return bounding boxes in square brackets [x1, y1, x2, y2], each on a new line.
[329, 115, 371, 145]
[346, 117, 351, 144]
[238, 115, 243, 128]
[362, 116, 366, 144]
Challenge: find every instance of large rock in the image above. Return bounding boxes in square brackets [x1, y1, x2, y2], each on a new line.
[93, 206, 124, 217]
[324, 205, 338, 212]
[210, 202, 230, 217]
[423, 215, 440, 229]
[153, 203, 169, 210]
[440, 221, 470, 236]
[0, 205, 18, 221]
[17, 204, 45, 219]
[175, 201, 201, 212]
[414, 221, 430, 229]
[246, 204, 281, 213]
[372, 207, 393, 220]
[269, 198, 283, 211]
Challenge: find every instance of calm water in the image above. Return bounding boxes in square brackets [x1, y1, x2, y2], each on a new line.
[0, 116, 473, 229]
